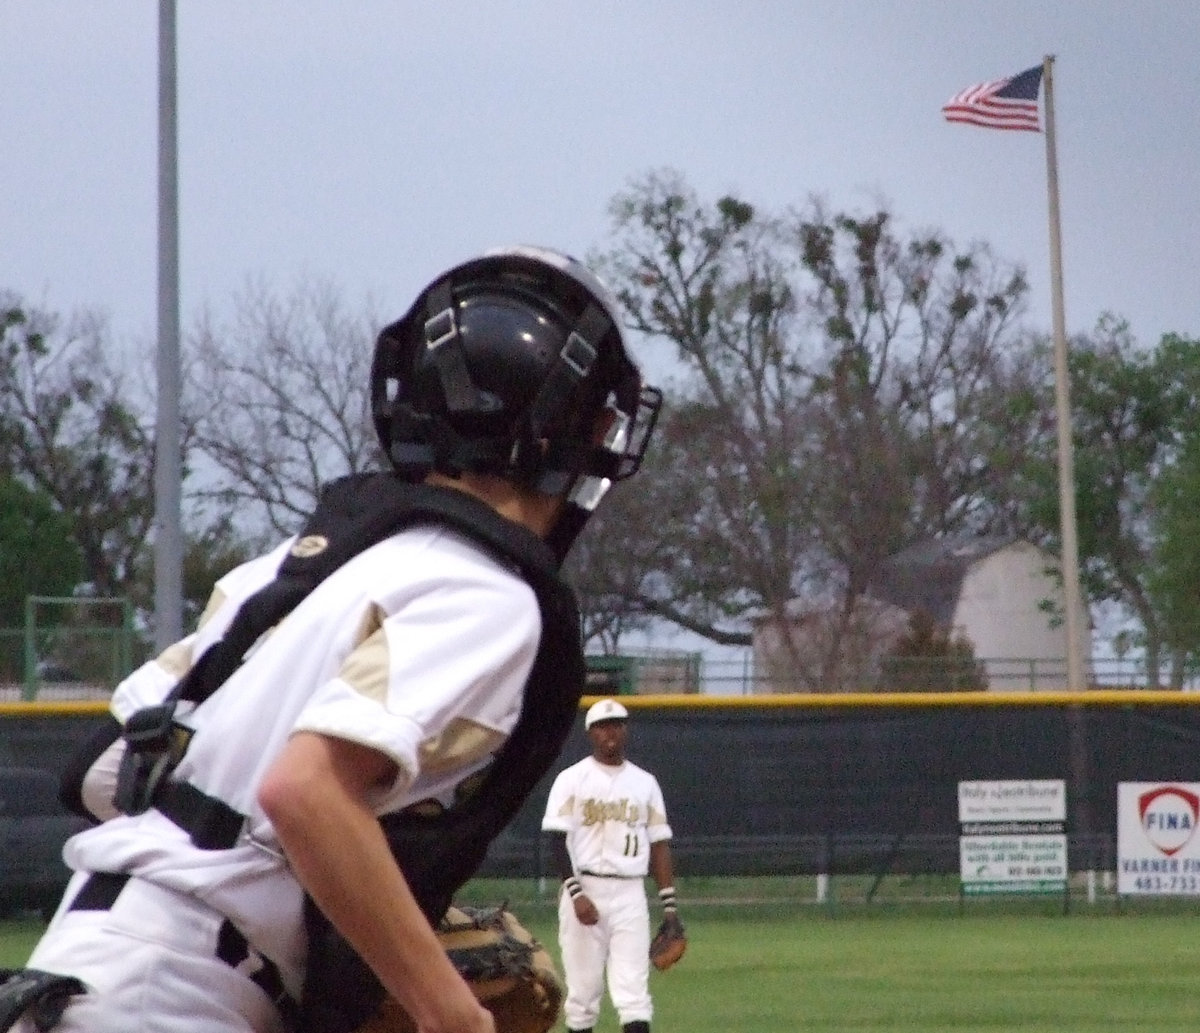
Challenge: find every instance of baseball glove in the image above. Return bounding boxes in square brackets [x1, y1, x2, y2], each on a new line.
[355, 905, 564, 1033]
[649, 912, 687, 971]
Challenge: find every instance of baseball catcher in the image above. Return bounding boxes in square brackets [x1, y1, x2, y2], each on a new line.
[9, 247, 660, 1033]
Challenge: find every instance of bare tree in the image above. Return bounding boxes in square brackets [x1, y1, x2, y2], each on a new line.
[594, 179, 820, 654]
[590, 170, 1038, 686]
[188, 277, 385, 542]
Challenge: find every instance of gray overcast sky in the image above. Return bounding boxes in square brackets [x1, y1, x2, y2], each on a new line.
[4, 1, 1199, 354]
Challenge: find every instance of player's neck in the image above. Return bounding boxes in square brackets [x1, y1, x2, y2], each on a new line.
[425, 470, 565, 539]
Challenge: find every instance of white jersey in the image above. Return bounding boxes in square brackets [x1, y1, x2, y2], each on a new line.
[66, 521, 541, 994]
[541, 756, 671, 879]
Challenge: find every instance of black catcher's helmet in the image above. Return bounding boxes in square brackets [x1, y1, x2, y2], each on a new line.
[371, 245, 661, 560]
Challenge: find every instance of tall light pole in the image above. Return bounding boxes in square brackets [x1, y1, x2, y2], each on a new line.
[154, 0, 183, 648]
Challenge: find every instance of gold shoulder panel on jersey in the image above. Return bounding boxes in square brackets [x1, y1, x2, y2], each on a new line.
[350, 601, 387, 650]
[419, 718, 505, 775]
[336, 626, 390, 704]
[155, 637, 195, 680]
[196, 585, 228, 631]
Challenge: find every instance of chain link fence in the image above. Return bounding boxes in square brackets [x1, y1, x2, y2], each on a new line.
[0, 597, 145, 702]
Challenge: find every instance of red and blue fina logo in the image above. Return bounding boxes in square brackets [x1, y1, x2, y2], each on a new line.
[1139, 785, 1200, 856]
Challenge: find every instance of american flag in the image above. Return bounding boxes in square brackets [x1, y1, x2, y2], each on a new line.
[942, 65, 1043, 132]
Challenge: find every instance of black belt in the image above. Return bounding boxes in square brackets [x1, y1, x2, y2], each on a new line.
[579, 870, 641, 879]
[68, 873, 297, 1026]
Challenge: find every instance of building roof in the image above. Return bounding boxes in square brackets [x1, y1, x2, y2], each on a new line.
[865, 534, 1018, 626]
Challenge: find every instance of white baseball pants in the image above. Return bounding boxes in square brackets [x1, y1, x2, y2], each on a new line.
[557, 874, 652, 1030]
[15, 872, 288, 1033]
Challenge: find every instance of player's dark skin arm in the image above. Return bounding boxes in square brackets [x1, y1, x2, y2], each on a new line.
[649, 839, 675, 894]
[649, 839, 683, 937]
[546, 831, 599, 925]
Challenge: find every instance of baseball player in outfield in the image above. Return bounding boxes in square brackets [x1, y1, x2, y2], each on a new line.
[541, 699, 680, 1033]
[4, 248, 661, 1033]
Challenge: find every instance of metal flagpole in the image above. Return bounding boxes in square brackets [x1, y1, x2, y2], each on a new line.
[154, 0, 184, 648]
[1041, 54, 1086, 690]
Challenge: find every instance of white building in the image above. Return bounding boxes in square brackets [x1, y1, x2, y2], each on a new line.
[864, 535, 1092, 690]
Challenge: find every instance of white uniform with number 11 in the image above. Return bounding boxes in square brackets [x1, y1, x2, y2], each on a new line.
[542, 754, 672, 1029]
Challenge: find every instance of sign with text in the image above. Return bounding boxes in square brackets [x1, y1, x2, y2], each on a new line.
[958, 780, 1067, 895]
[1117, 782, 1200, 895]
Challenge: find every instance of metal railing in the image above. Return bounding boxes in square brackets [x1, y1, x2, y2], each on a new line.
[590, 651, 1193, 696]
[0, 619, 145, 703]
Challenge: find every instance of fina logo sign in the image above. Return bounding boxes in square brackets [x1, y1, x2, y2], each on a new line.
[1138, 785, 1200, 856]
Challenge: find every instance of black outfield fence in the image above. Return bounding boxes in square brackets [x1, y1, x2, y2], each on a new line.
[482, 691, 1200, 879]
[5, 692, 1200, 882]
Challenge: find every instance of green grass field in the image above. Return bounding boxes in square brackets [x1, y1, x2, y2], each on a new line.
[5, 880, 1199, 1032]
[514, 906, 1200, 1032]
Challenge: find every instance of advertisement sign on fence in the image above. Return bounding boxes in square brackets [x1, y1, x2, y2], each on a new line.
[958, 780, 1067, 894]
[1117, 782, 1200, 895]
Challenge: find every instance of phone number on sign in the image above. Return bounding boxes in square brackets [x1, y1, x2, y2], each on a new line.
[1132, 875, 1200, 893]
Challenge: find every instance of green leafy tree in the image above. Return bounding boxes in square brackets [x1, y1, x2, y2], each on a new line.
[0, 300, 162, 610]
[1003, 321, 1200, 685]
[1148, 436, 1200, 684]
[1145, 334, 1200, 684]
[0, 475, 87, 684]
[0, 474, 82, 625]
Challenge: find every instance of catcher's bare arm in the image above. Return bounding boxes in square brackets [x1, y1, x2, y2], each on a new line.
[259, 731, 495, 1033]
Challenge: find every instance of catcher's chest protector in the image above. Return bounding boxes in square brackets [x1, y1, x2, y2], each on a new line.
[99, 473, 582, 1033]
[282, 477, 585, 1033]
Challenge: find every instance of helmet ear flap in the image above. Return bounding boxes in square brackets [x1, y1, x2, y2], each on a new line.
[370, 321, 435, 480]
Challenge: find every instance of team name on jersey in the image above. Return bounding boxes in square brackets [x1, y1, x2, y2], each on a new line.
[581, 797, 641, 827]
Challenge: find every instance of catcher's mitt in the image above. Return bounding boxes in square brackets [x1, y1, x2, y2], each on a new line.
[356, 905, 564, 1033]
[649, 912, 687, 971]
